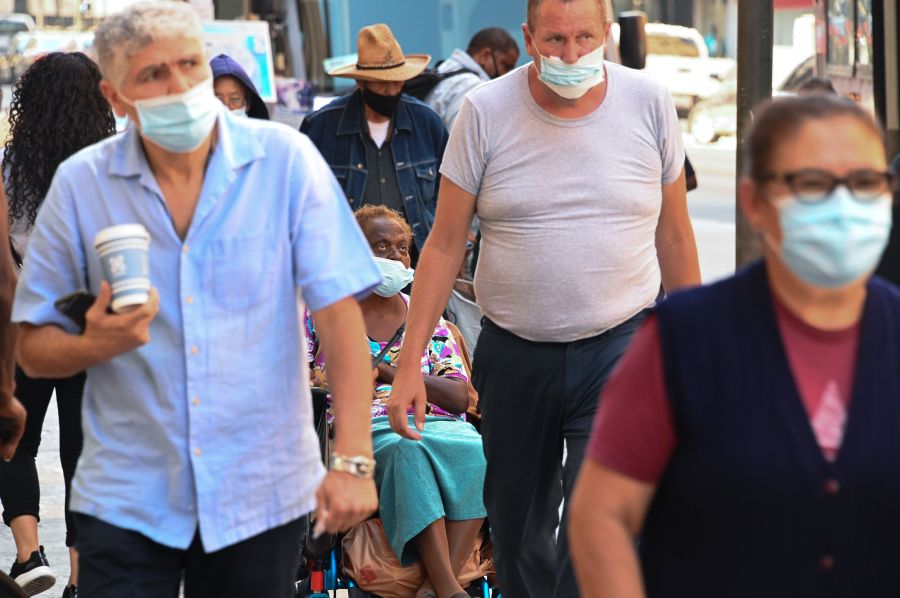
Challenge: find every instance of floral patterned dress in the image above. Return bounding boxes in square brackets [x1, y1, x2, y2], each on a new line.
[305, 294, 469, 421]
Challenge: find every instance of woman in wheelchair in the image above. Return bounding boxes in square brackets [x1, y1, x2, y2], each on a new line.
[305, 205, 487, 598]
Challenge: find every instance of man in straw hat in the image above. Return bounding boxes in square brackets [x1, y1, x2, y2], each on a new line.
[302, 24, 448, 261]
[11, 3, 380, 596]
[387, 0, 701, 596]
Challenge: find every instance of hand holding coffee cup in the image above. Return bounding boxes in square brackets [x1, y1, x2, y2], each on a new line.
[94, 224, 151, 313]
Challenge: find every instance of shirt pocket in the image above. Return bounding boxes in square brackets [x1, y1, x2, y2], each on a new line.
[209, 233, 276, 310]
[414, 162, 438, 206]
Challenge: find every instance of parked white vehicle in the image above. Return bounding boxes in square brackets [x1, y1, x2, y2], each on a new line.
[641, 23, 735, 115]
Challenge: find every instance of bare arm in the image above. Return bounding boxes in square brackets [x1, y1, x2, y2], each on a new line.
[387, 178, 476, 439]
[312, 297, 375, 459]
[376, 362, 468, 414]
[17, 281, 159, 379]
[0, 185, 25, 460]
[656, 169, 701, 293]
[569, 459, 656, 598]
[311, 296, 378, 533]
[0, 186, 16, 405]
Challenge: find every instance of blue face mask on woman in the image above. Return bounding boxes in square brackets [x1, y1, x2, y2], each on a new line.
[123, 78, 220, 153]
[536, 44, 606, 100]
[774, 186, 892, 288]
[373, 257, 414, 297]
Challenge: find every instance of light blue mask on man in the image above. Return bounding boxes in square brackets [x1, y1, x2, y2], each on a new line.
[536, 44, 606, 99]
[775, 187, 892, 288]
[126, 78, 219, 153]
[373, 257, 415, 297]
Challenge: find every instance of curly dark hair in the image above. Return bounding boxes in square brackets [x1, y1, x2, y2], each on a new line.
[4, 52, 116, 228]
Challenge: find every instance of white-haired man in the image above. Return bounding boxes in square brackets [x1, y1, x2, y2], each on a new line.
[11, 3, 379, 596]
[386, 0, 700, 596]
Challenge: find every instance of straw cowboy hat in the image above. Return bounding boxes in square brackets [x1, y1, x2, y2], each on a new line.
[328, 24, 431, 82]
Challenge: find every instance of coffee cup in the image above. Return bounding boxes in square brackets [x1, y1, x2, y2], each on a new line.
[94, 224, 151, 313]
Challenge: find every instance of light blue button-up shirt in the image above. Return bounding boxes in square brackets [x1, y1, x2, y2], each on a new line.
[12, 109, 381, 551]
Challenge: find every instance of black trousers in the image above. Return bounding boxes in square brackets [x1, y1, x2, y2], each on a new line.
[76, 514, 305, 598]
[0, 367, 85, 546]
[473, 313, 646, 598]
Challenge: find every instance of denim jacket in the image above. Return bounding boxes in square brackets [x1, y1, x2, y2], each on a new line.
[300, 90, 449, 252]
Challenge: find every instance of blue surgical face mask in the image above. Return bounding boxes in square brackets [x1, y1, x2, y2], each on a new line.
[373, 256, 414, 297]
[230, 107, 248, 118]
[771, 187, 892, 288]
[123, 78, 219, 153]
[536, 44, 606, 99]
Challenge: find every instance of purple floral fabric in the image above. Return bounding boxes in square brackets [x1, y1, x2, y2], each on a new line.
[305, 294, 468, 421]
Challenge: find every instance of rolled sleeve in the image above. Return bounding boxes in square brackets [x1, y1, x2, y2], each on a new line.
[12, 174, 87, 334]
[290, 136, 381, 311]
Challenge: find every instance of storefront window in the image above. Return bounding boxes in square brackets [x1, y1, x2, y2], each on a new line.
[826, 0, 854, 69]
[856, 0, 873, 69]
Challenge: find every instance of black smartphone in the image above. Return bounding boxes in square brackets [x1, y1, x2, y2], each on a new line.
[54, 291, 96, 331]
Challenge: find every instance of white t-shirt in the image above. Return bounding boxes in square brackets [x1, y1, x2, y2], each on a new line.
[440, 63, 685, 342]
[367, 120, 390, 148]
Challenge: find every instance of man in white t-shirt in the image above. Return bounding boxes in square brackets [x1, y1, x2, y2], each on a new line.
[387, 1, 701, 596]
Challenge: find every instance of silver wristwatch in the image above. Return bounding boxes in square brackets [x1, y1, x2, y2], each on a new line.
[330, 453, 376, 479]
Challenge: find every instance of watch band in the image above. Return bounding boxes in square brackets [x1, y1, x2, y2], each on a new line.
[330, 453, 376, 479]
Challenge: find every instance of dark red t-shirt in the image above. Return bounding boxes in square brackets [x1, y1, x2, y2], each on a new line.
[587, 297, 860, 483]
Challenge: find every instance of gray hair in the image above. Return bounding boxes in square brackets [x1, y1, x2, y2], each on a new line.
[526, 0, 611, 30]
[93, 1, 204, 83]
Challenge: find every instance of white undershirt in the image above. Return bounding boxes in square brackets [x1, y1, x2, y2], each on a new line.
[367, 120, 390, 148]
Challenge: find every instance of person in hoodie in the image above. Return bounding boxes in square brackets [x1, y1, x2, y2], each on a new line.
[210, 53, 269, 119]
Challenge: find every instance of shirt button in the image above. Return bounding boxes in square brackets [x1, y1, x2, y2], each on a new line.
[191, 346, 199, 355]
[356, 163, 364, 169]
[380, 178, 386, 184]
[186, 295, 194, 305]
[182, 244, 190, 254]
[192, 396, 201, 406]
[819, 555, 835, 571]
[194, 447, 202, 457]
[824, 479, 840, 495]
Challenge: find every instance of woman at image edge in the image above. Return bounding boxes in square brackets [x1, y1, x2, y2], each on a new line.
[569, 94, 900, 598]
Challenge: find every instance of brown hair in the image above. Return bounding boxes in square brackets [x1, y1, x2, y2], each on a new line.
[526, 0, 608, 31]
[743, 94, 884, 178]
[354, 204, 413, 243]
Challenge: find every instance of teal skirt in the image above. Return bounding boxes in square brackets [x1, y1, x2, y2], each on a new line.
[372, 415, 487, 566]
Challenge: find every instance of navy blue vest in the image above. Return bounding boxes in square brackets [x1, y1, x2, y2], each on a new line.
[643, 261, 900, 598]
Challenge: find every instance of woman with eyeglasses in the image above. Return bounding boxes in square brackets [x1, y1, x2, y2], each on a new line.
[567, 94, 900, 598]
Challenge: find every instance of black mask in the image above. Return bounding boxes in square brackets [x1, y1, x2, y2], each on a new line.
[490, 51, 501, 79]
[362, 88, 401, 117]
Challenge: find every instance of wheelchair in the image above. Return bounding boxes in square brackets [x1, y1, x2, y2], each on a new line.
[296, 318, 498, 597]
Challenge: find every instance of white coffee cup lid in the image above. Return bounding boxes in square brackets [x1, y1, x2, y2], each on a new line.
[94, 224, 150, 248]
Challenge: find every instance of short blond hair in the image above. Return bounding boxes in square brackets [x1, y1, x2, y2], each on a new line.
[93, 1, 204, 84]
[526, 0, 610, 30]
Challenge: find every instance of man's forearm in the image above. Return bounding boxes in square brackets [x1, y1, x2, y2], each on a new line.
[397, 241, 463, 372]
[17, 325, 101, 379]
[658, 233, 701, 293]
[0, 282, 15, 406]
[313, 298, 375, 457]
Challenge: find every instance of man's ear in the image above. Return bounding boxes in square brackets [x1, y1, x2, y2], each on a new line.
[521, 23, 535, 58]
[100, 79, 128, 118]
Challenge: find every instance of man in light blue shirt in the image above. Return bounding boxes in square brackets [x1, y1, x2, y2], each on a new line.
[12, 3, 380, 597]
[425, 28, 519, 131]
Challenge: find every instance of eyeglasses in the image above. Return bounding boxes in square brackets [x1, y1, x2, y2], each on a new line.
[755, 168, 896, 203]
[216, 95, 246, 110]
